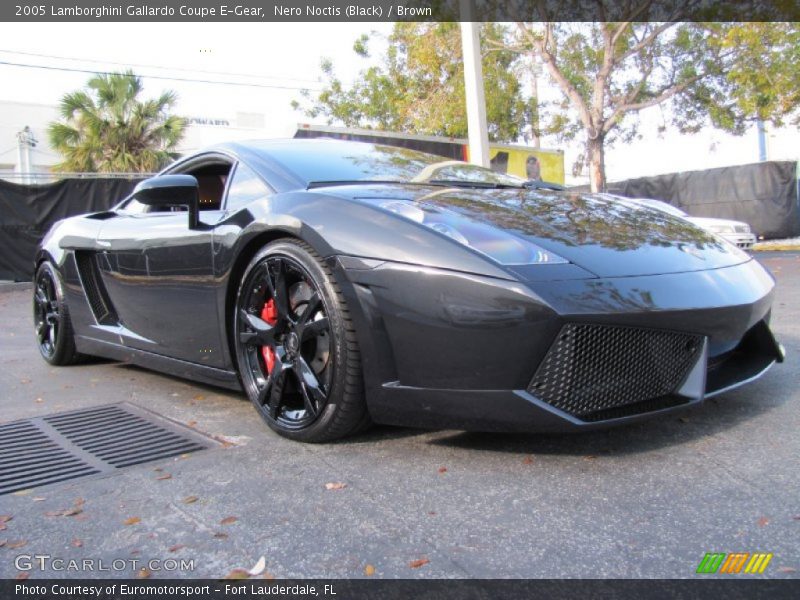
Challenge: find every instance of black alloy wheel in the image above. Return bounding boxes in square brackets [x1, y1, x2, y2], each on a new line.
[33, 261, 82, 365]
[234, 240, 368, 442]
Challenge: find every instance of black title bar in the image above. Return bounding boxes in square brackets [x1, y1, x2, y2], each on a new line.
[3, 579, 800, 600]
[3, 0, 799, 22]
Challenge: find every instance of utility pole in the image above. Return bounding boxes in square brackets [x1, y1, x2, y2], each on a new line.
[459, 0, 490, 167]
[16, 126, 37, 184]
[529, 62, 542, 149]
[756, 120, 768, 162]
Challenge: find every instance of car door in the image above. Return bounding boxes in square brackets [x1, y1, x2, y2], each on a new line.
[94, 156, 230, 367]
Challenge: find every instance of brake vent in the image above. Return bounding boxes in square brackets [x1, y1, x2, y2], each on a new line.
[0, 404, 214, 495]
[529, 323, 703, 421]
[74, 251, 117, 324]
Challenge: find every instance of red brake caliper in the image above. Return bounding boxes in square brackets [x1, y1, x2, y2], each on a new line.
[260, 298, 278, 374]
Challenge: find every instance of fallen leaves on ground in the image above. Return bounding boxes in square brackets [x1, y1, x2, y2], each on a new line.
[123, 517, 142, 526]
[364, 564, 376, 576]
[193, 395, 205, 401]
[437, 467, 447, 474]
[224, 568, 251, 580]
[324, 482, 347, 491]
[20, 378, 31, 384]
[408, 558, 429, 569]
[44, 499, 83, 518]
[35, 397, 43, 403]
[15, 573, 29, 581]
[168, 544, 185, 553]
[213, 435, 239, 448]
[32, 497, 46, 502]
[187, 420, 197, 428]
[678, 417, 690, 423]
[71, 538, 83, 548]
[156, 473, 172, 481]
[758, 517, 770, 527]
[213, 532, 229, 539]
[584, 455, 597, 461]
[0, 540, 6, 547]
[0, 515, 11, 524]
[220, 516, 238, 526]
[182, 496, 199, 504]
[777, 566, 796, 573]
[136, 568, 151, 579]
[248, 556, 267, 576]
[522, 456, 535, 464]
[7, 540, 27, 549]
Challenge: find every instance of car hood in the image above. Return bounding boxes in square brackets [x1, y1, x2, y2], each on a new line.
[340, 185, 751, 278]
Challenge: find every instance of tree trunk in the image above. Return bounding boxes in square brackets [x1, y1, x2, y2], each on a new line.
[587, 135, 606, 192]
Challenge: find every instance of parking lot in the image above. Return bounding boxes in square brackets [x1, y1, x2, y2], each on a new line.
[1, 251, 798, 579]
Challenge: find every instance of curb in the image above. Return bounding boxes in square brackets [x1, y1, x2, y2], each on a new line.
[0, 281, 33, 292]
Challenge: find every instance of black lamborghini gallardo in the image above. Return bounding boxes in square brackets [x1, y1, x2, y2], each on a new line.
[34, 140, 784, 441]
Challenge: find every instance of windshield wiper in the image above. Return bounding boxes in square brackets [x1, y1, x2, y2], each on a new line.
[306, 179, 526, 191]
[523, 180, 565, 191]
[426, 179, 523, 190]
[307, 180, 447, 190]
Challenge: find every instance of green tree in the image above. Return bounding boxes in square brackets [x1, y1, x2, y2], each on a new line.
[294, 22, 528, 143]
[497, 19, 799, 191]
[48, 71, 185, 173]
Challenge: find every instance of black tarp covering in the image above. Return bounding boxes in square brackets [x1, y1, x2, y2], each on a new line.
[603, 161, 799, 240]
[0, 178, 143, 281]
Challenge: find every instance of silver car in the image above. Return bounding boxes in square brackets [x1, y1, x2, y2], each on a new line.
[605, 196, 757, 250]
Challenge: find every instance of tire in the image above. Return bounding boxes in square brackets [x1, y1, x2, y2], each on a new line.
[33, 260, 84, 366]
[233, 239, 370, 442]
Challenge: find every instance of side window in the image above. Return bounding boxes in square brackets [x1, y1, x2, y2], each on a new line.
[225, 163, 270, 212]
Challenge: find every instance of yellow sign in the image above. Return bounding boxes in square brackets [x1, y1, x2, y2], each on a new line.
[488, 146, 565, 185]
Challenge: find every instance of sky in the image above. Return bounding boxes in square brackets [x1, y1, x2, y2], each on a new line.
[0, 22, 796, 185]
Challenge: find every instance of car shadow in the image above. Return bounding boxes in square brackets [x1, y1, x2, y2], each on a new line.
[425, 379, 790, 458]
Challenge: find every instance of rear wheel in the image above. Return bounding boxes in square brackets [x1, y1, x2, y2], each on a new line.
[233, 240, 369, 442]
[33, 261, 83, 365]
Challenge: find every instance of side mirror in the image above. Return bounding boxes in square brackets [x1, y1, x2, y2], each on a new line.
[132, 175, 200, 229]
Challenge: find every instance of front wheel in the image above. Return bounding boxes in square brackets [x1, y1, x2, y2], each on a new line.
[233, 240, 369, 442]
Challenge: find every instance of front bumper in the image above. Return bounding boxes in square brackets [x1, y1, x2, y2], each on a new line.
[335, 257, 782, 432]
[722, 232, 757, 250]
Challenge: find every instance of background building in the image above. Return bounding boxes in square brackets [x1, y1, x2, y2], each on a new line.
[0, 100, 288, 183]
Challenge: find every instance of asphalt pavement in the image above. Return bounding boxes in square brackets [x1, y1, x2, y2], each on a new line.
[0, 252, 798, 579]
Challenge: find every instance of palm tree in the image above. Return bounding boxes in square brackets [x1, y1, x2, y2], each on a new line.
[48, 71, 186, 173]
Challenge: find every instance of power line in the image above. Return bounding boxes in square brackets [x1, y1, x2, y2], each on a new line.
[0, 48, 324, 86]
[0, 60, 326, 91]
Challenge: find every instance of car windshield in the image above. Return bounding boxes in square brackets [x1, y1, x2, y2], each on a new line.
[253, 140, 527, 188]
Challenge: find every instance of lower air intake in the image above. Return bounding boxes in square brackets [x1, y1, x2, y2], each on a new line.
[528, 323, 703, 421]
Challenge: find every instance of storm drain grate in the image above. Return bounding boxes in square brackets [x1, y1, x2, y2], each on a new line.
[0, 403, 214, 495]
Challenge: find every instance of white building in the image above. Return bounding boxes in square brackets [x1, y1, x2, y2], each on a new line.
[0, 100, 287, 183]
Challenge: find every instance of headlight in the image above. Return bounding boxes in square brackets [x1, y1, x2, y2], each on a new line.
[381, 200, 568, 265]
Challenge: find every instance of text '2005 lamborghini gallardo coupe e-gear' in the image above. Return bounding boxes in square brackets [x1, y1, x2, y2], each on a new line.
[33, 140, 784, 442]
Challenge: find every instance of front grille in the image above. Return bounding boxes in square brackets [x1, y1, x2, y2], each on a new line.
[528, 324, 703, 421]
